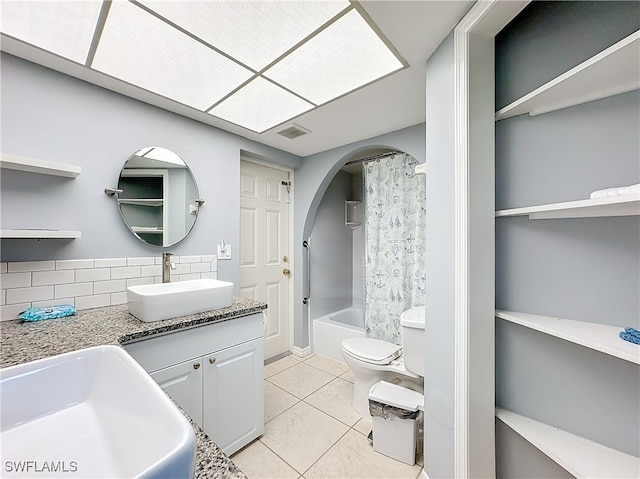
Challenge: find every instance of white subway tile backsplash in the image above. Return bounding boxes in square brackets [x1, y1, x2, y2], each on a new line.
[7, 286, 53, 304]
[55, 259, 94, 270]
[127, 277, 154, 288]
[110, 291, 128, 305]
[2, 253, 219, 318]
[111, 266, 141, 280]
[0, 272, 31, 289]
[141, 264, 162, 277]
[55, 282, 93, 299]
[94, 258, 127, 268]
[1, 303, 30, 321]
[94, 279, 126, 294]
[76, 294, 110, 311]
[191, 262, 210, 273]
[173, 263, 190, 275]
[8, 261, 55, 273]
[31, 297, 75, 309]
[32, 270, 75, 287]
[75, 268, 110, 282]
[127, 257, 155, 266]
[179, 255, 201, 263]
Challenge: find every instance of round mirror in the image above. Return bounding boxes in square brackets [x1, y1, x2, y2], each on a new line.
[116, 147, 201, 247]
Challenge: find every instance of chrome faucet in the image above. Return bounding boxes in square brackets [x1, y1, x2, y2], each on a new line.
[162, 252, 176, 283]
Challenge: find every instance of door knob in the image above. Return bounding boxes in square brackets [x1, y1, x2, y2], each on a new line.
[283, 268, 291, 276]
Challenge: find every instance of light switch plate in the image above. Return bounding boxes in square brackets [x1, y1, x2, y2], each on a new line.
[218, 244, 232, 260]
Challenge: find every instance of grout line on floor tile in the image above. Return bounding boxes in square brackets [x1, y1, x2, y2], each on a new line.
[299, 426, 352, 478]
[258, 436, 309, 476]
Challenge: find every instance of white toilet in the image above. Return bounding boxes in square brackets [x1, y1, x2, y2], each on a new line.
[341, 306, 425, 417]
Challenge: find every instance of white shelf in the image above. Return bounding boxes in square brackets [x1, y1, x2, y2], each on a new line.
[0, 229, 81, 239]
[118, 198, 163, 207]
[496, 31, 640, 120]
[496, 310, 639, 365]
[495, 194, 640, 219]
[496, 408, 640, 478]
[131, 226, 163, 234]
[414, 163, 427, 175]
[0, 153, 81, 178]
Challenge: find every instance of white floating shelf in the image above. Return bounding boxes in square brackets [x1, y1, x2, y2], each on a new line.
[131, 226, 163, 234]
[496, 31, 640, 120]
[496, 310, 639, 365]
[118, 198, 163, 207]
[495, 194, 640, 219]
[496, 408, 640, 478]
[0, 153, 81, 178]
[0, 229, 81, 239]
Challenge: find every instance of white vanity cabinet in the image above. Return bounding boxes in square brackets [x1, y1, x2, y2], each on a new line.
[124, 312, 264, 455]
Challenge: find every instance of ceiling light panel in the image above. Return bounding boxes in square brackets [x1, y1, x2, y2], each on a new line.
[265, 9, 404, 106]
[209, 77, 314, 133]
[0, 0, 103, 64]
[91, 1, 253, 110]
[138, 0, 350, 71]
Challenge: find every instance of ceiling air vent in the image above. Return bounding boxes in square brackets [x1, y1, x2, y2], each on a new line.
[276, 123, 310, 139]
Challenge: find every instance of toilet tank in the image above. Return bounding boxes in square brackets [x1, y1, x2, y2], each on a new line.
[400, 306, 425, 376]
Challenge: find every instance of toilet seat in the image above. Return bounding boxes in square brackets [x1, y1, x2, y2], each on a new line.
[341, 337, 402, 365]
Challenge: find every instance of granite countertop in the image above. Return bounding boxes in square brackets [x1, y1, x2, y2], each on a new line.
[0, 297, 267, 479]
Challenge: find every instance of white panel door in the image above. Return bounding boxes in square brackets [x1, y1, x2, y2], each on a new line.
[240, 160, 291, 360]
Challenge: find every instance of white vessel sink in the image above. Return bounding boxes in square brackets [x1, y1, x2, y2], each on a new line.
[0, 345, 195, 478]
[127, 278, 234, 322]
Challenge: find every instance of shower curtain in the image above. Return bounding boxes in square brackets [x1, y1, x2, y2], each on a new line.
[364, 153, 426, 344]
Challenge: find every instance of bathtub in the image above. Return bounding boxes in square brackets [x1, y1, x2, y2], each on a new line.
[313, 307, 365, 362]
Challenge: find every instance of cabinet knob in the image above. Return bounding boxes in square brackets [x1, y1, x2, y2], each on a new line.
[209, 357, 216, 365]
[193, 363, 200, 369]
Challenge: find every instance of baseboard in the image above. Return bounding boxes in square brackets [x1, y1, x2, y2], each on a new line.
[292, 345, 311, 358]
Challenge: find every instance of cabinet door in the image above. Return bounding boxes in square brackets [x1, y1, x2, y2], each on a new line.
[202, 338, 264, 455]
[151, 358, 203, 427]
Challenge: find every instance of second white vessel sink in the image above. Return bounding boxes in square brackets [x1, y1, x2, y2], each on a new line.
[127, 278, 234, 322]
[0, 345, 196, 478]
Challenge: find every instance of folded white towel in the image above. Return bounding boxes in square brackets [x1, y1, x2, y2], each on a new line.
[618, 183, 640, 196]
[590, 183, 640, 199]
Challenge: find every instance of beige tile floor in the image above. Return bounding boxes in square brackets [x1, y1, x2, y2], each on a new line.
[231, 354, 424, 479]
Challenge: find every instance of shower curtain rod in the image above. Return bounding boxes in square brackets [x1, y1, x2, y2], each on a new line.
[344, 150, 402, 166]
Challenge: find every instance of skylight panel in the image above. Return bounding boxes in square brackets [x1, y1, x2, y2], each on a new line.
[0, 0, 103, 64]
[208, 77, 314, 133]
[91, 1, 253, 110]
[138, 0, 351, 71]
[264, 9, 404, 106]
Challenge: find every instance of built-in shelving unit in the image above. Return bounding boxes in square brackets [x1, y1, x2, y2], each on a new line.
[495, 194, 640, 219]
[496, 409, 640, 479]
[0, 153, 81, 178]
[496, 310, 639, 365]
[495, 14, 640, 478]
[496, 31, 640, 120]
[130, 226, 163, 234]
[0, 229, 81, 239]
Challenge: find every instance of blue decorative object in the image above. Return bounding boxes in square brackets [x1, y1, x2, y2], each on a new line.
[19, 305, 77, 322]
[619, 327, 640, 345]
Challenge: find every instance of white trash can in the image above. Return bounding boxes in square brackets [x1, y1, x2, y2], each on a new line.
[368, 380, 424, 465]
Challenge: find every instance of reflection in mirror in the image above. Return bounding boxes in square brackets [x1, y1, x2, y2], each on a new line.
[116, 147, 200, 247]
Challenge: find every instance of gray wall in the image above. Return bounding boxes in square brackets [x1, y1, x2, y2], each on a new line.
[423, 32, 455, 479]
[309, 170, 353, 320]
[0, 53, 301, 289]
[495, 2, 640, 475]
[293, 123, 426, 348]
